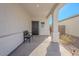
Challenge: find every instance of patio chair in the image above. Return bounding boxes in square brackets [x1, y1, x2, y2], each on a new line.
[23, 31, 32, 43]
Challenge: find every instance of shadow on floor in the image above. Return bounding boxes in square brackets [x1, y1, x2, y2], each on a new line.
[46, 42, 61, 56]
[9, 35, 48, 56]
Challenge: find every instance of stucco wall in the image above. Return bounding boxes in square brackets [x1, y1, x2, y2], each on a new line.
[32, 18, 50, 35]
[59, 15, 79, 37]
[0, 4, 31, 55]
[39, 19, 50, 35]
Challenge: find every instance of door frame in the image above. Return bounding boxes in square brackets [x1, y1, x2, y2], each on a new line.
[32, 21, 39, 35]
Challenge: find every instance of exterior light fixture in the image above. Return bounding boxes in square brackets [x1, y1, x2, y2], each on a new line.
[41, 22, 45, 28]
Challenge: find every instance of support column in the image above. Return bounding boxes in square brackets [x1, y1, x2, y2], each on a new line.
[53, 18, 59, 42]
[52, 12, 59, 42]
[50, 4, 64, 42]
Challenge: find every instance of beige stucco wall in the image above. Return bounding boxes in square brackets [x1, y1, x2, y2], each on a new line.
[0, 4, 31, 36]
[0, 4, 31, 55]
[39, 19, 50, 35]
[59, 15, 79, 37]
[32, 18, 50, 35]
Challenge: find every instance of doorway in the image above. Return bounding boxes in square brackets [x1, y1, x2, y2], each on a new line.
[32, 21, 39, 35]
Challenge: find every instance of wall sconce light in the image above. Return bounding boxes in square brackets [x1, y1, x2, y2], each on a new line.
[41, 22, 45, 28]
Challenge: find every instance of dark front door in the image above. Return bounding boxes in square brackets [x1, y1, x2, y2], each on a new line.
[32, 21, 39, 35]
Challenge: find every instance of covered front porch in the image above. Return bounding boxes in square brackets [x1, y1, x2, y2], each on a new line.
[0, 3, 79, 56]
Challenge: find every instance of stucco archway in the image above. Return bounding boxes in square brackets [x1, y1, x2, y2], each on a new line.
[51, 4, 65, 42]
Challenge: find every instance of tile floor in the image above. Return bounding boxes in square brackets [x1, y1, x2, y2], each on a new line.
[9, 35, 71, 56]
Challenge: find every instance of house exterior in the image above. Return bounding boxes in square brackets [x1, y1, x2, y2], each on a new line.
[0, 3, 79, 56]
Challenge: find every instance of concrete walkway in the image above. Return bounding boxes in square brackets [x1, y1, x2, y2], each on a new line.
[29, 36, 71, 56]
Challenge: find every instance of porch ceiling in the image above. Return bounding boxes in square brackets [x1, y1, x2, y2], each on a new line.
[21, 3, 57, 19]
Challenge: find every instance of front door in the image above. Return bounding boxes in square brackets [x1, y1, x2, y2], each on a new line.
[32, 21, 39, 35]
